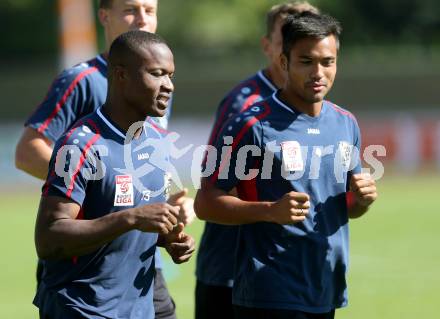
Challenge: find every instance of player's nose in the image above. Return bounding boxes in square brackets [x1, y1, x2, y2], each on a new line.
[310, 63, 324, 80]
[161, 75, 174, 92]
[135, 10, 147, 28]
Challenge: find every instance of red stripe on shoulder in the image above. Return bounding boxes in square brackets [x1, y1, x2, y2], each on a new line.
[37, 66, 98, 134]
[210, 102, 271, 184]
[42, 120, 86, 196]
[65, 119, 101, 198]
[329, 102, 356, 121]
[208, 80, 260, 146]
[241, 93, 261, 112]
[240, 81, 261, 112]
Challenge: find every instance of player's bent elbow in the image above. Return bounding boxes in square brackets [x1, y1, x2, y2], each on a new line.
[35, 240, 64, 260]
[35, 246, 49, 260]
[15, 146, 46, 180]
[15, 127, 53, 179]
[14, 143, 29, 172]
[35, 239, 51, 260]
[15, 136, 38, 173]
[194, 190, 209, 221]
[35, 230, 63, 260]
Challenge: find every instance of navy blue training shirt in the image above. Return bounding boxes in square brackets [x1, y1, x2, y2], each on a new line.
[35, 108, 171, 319]
[209, 92, 362, 312]
[196, 70, 277, 287]
[25, 54, 170, 269]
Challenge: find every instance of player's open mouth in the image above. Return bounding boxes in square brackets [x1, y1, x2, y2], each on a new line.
[156, 95, 170, 108]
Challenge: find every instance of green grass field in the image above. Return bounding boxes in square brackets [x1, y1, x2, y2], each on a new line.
[1, 175, 439, 318]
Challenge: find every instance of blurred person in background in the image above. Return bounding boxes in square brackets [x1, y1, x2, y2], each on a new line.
[15, 1, 195, 318]
[194, 2, 319, 319]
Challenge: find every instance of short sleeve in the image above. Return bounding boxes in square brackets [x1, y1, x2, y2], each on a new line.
[42, 122, 101, 206]
[207, 104, 268, 193]
[206, 80, 261, 147]
[25, 65, 97, 142]
[351, 117, 362, 175]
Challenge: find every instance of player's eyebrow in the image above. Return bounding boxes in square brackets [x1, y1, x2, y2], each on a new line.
[298, 55, 313, 59]
[298, 55, 336, 60]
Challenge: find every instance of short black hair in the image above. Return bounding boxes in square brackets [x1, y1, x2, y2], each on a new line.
[281, 11, 342, 58]
[108, 30, 168, 81]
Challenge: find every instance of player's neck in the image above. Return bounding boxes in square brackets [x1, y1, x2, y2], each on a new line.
[278, 90, 322, 117]
[264, 65, 283, 89]
[102, 102, 144, 138]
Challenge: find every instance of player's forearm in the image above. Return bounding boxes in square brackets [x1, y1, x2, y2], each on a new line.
[15, 128, 53, 180]
[16, 157, 50, 180]
[194, 183, 272, 225]
[36, 209, 136, 260]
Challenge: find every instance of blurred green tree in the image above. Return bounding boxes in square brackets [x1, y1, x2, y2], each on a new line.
[1, 1, 57, 58]
[2, 0, 440, 59]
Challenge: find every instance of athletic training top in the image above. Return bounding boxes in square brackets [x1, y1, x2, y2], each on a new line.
[35, 108, 171, 319]
[209, 92, 361, 312]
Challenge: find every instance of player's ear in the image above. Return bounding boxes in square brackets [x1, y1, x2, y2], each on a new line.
[261, 36, 271, 57]
[114, 66, 127, 82]
[280, 53, 288, 71]
[98, 8, 109, 27]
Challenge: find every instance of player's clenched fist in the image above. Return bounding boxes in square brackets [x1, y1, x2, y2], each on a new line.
[131, 203, 180, 235]
[168, 188, 196, 226]
[161, 223, 196, 264]
[268, 191, 310, 224]
[350, 173, 377, 207]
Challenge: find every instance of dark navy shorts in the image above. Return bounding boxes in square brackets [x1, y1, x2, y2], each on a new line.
[233, 305, 335, 319]
[154, 269, 176, 319]
[38, 268, 176, 319]
[195, 280, 233, 319]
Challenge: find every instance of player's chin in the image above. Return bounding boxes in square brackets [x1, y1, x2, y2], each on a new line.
[308, 92, 327, 103]
[151, 102, 168, 117]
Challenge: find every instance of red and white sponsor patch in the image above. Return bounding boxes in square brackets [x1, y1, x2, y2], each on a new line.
[114, 175, 134, 206]
[281, 141, 304, 171]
